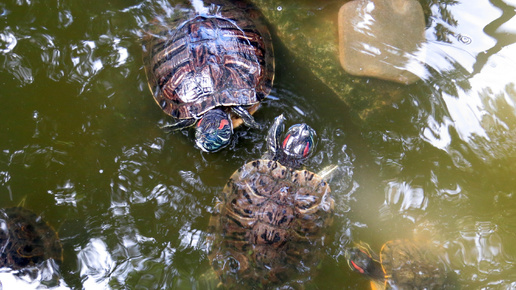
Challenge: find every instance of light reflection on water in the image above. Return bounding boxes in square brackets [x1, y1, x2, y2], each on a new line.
[370, 0, 516, 286]
[0, 0, 515, 288]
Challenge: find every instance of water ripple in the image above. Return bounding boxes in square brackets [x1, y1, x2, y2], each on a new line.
[78, 238, 115, 289]
[450, 217, 513, 285]
[0, 28, 17, 53]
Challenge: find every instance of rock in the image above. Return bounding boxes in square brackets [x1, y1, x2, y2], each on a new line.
[338, 0, 426, 85]
[251, 0, 430, 121]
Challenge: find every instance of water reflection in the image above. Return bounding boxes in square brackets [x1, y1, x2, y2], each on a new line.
[78, 238, 115, 288]
[0, 28, 17, 53]
[0, 265, 68, 290]
[449, 217, 514, 286]
[329, 0, 516, 287]
[382, 180, 428, 221]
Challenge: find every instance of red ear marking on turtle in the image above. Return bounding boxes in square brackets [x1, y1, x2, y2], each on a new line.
[197, 118, 203, 127]
[218, 119, 229, 130]
[351, 261, 365, 274]
[303, 142, 310, 157]
[282, 134, 291, 149]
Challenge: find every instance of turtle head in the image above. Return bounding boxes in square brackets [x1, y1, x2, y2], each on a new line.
[281, 123, 316, 161]
[195, 109, 233, 152]
[345, 243, 385, 281]
[264, 115, 316, 168]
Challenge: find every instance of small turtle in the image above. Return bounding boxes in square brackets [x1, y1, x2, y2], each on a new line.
[142, 0, 274, 152]
[346, 239, 449, 290]
[208, 115, 335, 287]
[0, 207, 63, 270]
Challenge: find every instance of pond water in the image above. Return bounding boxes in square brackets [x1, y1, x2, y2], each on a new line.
[1, 0, 516, 288]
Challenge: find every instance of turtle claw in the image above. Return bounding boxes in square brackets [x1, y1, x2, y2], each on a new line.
[318, 164, 339, 181]
[231, 106, 260, 129]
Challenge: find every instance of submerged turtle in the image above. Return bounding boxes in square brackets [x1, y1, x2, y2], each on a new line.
[346, 239, 449, 290]
[142, 0, 274, 152]
[0, 207, 63, 270]
[208, 115, 335, 287]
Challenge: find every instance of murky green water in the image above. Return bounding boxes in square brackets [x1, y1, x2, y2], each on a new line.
[1, 0, 515, 288]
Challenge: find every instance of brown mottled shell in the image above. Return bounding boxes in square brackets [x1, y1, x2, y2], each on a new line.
[208, 160, 334, 287]
[142, 0, 274, 124]
[380, 240, 447, 289]
[0, 207, 63, 270]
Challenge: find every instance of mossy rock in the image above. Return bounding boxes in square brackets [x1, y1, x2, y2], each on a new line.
[253, 0, 426, 121]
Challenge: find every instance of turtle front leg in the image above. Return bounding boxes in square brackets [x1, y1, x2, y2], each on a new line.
[262, 114, 285, 160]
[231, 106, 260, 129]
[160, 118, 197, 131]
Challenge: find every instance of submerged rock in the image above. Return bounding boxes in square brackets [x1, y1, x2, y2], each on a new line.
[338, 0, 426, 85]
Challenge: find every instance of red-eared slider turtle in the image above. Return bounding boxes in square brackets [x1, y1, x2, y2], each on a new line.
[346, 239, 448, 290]
[142, 0, 274, 152]
[0, 207, 63, 270]
[208, 115, 335, 287]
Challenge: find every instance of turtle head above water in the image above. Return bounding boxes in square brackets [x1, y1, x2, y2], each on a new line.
[265, 114, 316, 169]
[281, 123, 316, 160]
[195, 108, 233, 152]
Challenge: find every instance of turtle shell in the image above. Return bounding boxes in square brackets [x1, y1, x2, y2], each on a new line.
[142, 0, 274, 124]
[0, 207, 63, 270]
[379, 239, 447, 289]
[208, 159, 334, 287]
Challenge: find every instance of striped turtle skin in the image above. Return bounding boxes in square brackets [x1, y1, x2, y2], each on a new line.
[142, 0, 274, 151]
[208, 159, 334, 287]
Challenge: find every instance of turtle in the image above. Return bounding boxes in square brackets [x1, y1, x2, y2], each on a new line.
[142, 0, 274, 152]
[0, 207, 63, 270]
[208, 114, 336, 288]
[345, 239, 449, 290]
